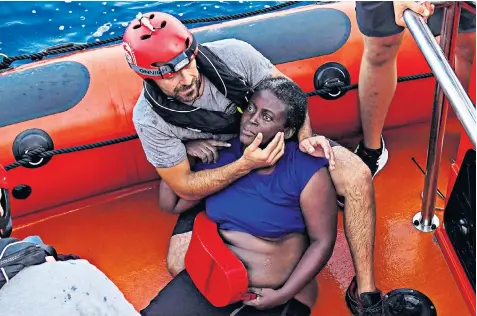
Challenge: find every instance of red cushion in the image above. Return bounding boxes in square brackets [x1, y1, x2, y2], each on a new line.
[185, 211, 250, 307]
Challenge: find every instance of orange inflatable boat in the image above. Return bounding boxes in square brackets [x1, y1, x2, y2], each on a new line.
[0, 1, 475, 315]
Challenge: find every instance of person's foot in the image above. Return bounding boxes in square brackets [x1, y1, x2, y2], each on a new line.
[354, 136, 388, 178]
[345, 276, 383, 316]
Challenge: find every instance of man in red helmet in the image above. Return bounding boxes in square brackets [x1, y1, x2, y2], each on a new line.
[123, 12, 381, 315]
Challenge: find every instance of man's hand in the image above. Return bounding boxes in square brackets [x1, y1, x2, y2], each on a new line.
[299, 135, 336, 170]
[240, 132, 285, 169]
[185, 139, 231, 164]
[393, 1, 435, 27]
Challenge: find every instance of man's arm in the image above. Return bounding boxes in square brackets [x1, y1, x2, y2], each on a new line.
[157, 132, 284, 200]
[157, 157, 249, 201]
[298, 112, 313, 141]
[158, 179, 201, 214]
[278, 167, 338, 299]
[133, 113, 281, 201]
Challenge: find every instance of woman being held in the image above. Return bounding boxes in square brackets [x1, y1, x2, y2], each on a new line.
[144, 77, 338, 316]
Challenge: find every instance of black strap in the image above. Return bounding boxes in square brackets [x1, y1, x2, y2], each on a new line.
[0, 189, 12, 238]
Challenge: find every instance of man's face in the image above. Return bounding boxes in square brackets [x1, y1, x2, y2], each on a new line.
[239, 89, 289, 146]
[154, 59, 202, 104]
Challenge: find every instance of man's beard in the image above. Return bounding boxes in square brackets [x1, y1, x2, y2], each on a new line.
[173, 77, 202, 103]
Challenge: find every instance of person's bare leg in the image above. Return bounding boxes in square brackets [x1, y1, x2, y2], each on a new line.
[331, 146, 376, 294]
[359, 33, 404, 150]
[166, 232, 192, 277]
[455, 32, 476, 91]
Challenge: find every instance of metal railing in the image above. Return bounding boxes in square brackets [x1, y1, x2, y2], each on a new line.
[403, 2, 476, 232]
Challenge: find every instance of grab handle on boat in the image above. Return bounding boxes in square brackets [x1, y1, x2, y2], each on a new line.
[404, 3, 476, 232]
[12, 128, 54, 169]
[313, 62, 351, 100]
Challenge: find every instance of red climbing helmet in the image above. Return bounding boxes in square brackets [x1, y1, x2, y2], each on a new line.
[122, 12, 198, 80]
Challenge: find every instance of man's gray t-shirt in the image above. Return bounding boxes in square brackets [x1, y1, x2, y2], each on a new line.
[0, 260, 139, 316]
[133, 38, 274, 168]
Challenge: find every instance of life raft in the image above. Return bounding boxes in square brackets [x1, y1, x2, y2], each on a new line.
[0, 1, 439, 218]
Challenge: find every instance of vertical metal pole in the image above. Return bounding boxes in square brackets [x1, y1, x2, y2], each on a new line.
[413, 3, 461, 232]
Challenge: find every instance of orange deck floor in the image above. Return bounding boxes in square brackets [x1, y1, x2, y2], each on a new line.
[11, 120, 470, 316]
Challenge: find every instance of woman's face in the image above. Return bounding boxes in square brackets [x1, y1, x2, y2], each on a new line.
[239, 89, 291, 146]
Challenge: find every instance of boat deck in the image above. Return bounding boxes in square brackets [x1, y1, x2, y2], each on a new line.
[11, 119, 470, 315]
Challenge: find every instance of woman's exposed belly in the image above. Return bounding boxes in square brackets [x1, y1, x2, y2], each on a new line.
[219, 229, 307, 289]
[219, 229, 318, 307]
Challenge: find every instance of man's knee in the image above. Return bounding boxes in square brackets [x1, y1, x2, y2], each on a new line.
[166, 231, 192, 277]
[330, 146, 373, 197]
[363, 33, 404, 67]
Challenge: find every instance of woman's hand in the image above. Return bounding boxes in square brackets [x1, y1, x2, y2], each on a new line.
[242, 287, 291, 310]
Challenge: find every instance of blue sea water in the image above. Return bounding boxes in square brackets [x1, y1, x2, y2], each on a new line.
[0, 1, 307, 57]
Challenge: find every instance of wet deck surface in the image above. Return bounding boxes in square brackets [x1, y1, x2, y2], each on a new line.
[12, 120, 470, 315]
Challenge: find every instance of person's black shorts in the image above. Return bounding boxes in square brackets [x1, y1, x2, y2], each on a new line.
[356, 1, 476, 38]
[140, 270, 311, 316]
[171, 201, 205, 236]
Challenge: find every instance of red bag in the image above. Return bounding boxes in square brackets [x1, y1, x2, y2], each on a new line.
[184, 211, 256, 307]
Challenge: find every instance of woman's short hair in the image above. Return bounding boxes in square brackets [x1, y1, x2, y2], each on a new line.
[254, 77, 308, 133]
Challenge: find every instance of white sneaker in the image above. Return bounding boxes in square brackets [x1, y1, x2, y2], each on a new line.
[354, 136, 389, 178]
